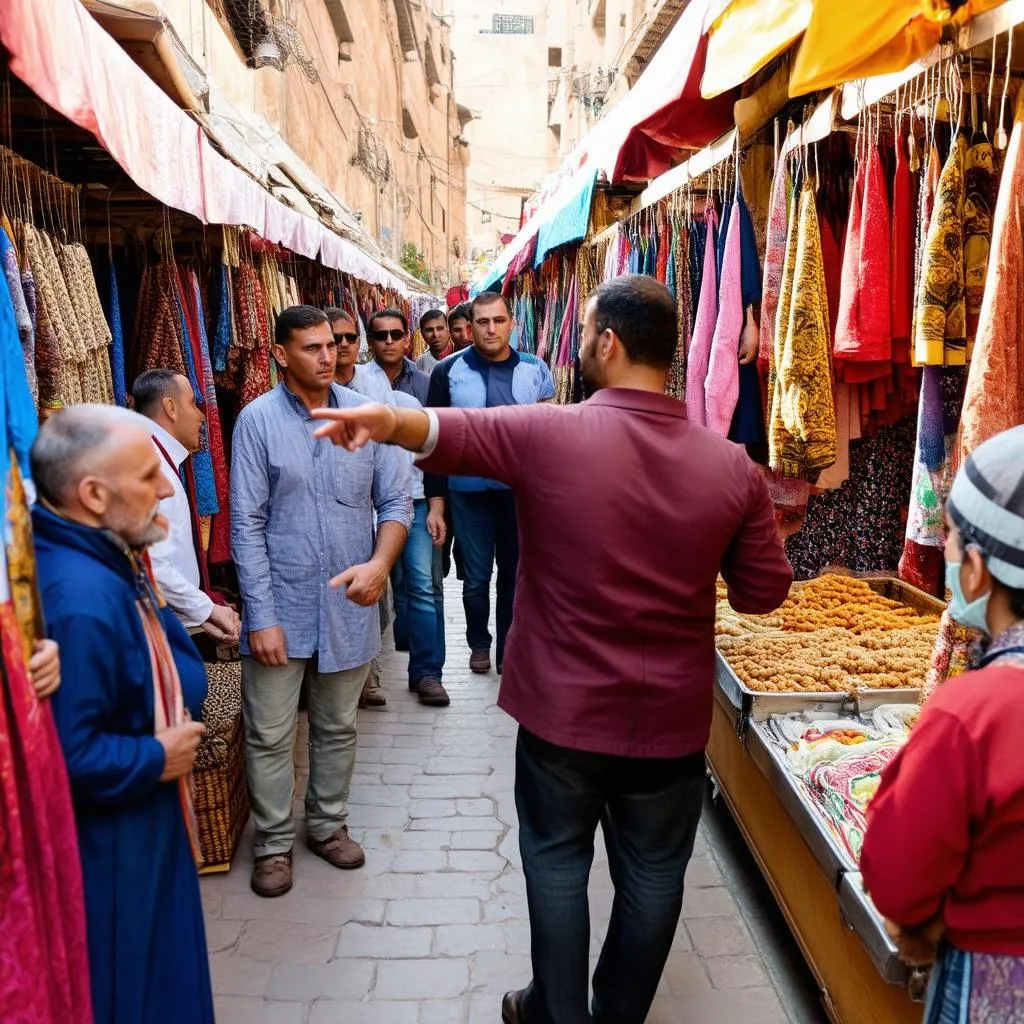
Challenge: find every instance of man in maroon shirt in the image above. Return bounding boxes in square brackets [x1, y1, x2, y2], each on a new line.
[312, 275, 792, 1024]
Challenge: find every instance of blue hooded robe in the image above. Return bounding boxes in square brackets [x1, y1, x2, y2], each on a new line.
[32, 505, 214, 1024]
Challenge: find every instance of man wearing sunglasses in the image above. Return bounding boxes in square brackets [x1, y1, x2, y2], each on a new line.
[364, 309, 449, 706]
[330, 308, 392, 710]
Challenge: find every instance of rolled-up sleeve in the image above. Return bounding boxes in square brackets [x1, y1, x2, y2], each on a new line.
[230, 412, 278, 632]
[371, 439, 414, 528]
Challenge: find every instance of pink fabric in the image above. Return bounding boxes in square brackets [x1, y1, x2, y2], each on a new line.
[834, 146, 892, 364]
[705, 201, 742, 436]
[685, 208, 719, 426]
[760, 168, 789, 367]
[0, 603, 92, 1024]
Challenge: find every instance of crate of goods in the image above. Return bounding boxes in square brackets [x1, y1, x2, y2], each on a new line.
[193, 657, 249, 873]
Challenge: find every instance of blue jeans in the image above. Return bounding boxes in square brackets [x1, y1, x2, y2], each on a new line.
[391, 501, 445, 686]
[515, 728, 706, 1024]
[449, 489, 518, 664]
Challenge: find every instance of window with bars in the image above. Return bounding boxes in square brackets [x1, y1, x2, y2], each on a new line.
[488, 14, 534, 34]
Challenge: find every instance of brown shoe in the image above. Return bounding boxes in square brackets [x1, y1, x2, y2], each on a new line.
[416, 677, 451, 707]
[470, 650, 491, 674]
[501, 989, 526, 1023]
[251, 851, 293, 898]
[307, 826, 365, 869]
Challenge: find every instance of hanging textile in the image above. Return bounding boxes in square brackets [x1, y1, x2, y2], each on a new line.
[685, 208, 719, 426]
[133, 260, 188, 380]
[769, 180, 837, 480]
[914, 135, 967, 367]
[730, 190, 766, 447]
[963, 132, 997, 335]
[706, 199, 742, 437]
[105, 262, 128, 407]
[687, 216, 707, 333]
[227, 256, 272, 408]
[958, 95, 1024, 465]
[666, 214, 691, 402]
[0, 259, 92, 1024]
[834, 145, 892, 369]
[891, 136, 917, 350]
[0, 223, 35, 404]
[759, 166, 789, 368]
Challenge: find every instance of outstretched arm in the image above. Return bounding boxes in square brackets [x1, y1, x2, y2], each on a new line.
[312, 402, 429, 453]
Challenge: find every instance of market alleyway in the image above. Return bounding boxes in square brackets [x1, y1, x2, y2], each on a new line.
[201, 578, 826, 1024]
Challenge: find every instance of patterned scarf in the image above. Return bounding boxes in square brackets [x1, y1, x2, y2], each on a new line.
[121, 539, 200, 863]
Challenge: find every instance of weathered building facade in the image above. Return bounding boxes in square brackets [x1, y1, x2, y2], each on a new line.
[92, 0, 468, 290]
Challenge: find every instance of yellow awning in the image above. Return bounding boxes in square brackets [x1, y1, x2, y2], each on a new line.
[789, 0, 1007, 97]
[700, 0, 811, 99]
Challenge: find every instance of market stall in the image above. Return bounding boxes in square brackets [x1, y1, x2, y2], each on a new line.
[709, 574, 946, 1021]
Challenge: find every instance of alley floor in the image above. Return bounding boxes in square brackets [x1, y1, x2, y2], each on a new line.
[202, 578, 826, 1023]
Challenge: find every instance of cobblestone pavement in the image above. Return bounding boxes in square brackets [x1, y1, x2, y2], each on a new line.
[202, 579, 812, 1023]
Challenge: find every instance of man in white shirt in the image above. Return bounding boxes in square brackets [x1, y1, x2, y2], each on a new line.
[133, 369, 240, 645]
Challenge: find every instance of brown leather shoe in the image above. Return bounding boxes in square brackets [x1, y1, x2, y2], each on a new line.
[416, 677, 451, 707]
[306, 826, 365, 869]
[501, 989, 526, 1023]
[251, 851, 293, 898]
[469, 650, 491, 674]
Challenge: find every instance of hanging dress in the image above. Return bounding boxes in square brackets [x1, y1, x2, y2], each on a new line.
[685, 208, 720, 426]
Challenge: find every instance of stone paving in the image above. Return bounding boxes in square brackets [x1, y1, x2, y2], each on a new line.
[202, 579, 802, 1023]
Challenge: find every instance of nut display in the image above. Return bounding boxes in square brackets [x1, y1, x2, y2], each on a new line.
[716, 575, 941, 693]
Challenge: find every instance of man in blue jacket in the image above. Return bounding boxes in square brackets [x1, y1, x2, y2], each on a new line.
[31, 404, 213, 1024]
[427, 291, 554, 675]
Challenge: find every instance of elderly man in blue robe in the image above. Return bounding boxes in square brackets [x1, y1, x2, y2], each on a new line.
[30, 404, 213, 1024]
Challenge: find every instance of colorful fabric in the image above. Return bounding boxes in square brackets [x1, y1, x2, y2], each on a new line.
[959, 103, 1024, 467]
[770, 180, 837, 479]
[706, 199, 742, 436]
[915, 136, 968, 366]
[835, 146, 892, 365]
[924, 945, 1024, 1023]
[892, 137, 917, 345]
[963, 133, 997, 326]
[922, 609, 979, 702]
[0, 226, 35, 404]
[759, 165, 790, 367]
[105, 262, 127, 406]
[685, 208, 719, 427]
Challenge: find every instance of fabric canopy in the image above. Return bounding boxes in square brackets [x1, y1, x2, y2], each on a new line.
[535, 170, 598, 267]
[0, 0, 426, 297]
[789, 0, 1006, 97]
[587, 0, 736, 184]
[701, 0, 812, 99]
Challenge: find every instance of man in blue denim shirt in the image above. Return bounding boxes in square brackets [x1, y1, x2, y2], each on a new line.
[231, 305, 412, 898]
[427, 291, 554, 675]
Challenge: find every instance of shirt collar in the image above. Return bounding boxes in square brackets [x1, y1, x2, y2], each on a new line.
[584, 388, 689, 418]
[278, 381, 340, 416]
[464, 346, 519, 373]
[150, 422, 190, 468]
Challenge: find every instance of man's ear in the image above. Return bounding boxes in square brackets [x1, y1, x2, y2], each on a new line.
[272, 342, 288, 370]
[77, 475, 108, 518]
[962, 546, 992, 602]
[161, 394, 177, 422]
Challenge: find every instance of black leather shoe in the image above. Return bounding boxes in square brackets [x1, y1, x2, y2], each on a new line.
[501, 989, 526, 1023]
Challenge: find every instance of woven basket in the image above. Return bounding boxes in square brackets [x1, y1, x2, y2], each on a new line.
[193, 659, 249, 871]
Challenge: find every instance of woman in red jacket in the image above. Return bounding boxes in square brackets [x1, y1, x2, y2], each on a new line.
[861, 423, 1024, 1023]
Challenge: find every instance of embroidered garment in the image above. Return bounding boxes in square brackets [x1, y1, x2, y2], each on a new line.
[685, 208, 719, 427]
[760, 166, 790, 368]
[963, 133, 997, 328]
[0, 225, 35, 404]
[105, 262, 128, 407]
[959, 103, 1024, 467]
[891, 137, 917, 347]
[914, 135, 968, 366]
[770, 181, 837, 479]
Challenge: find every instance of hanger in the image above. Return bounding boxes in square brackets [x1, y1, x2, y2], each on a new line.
[995, 30, 1013, 150]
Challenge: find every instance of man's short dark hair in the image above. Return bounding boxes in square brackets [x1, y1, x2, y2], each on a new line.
[132, 368, 185, 417]
[324, 306, 355, 326]
[420, 309, 446, 332]
[368, 307, 409, 335]
[470, 292, 512, 319]
[589, 275, 678, 370]
[448, 303, 471, 327]
[275, 305, 330, 347]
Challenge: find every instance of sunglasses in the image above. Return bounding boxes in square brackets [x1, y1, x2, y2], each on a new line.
[370, 328, 406, 342]
[333, 332, 359, 345]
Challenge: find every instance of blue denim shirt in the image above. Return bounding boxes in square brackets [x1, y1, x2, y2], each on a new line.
[230, 382, 413, 673]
